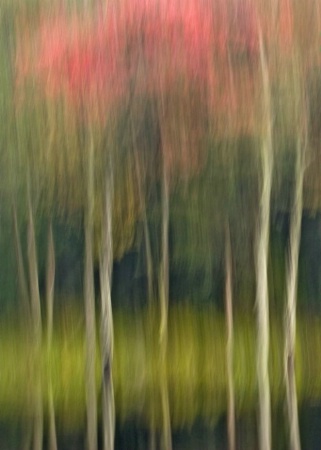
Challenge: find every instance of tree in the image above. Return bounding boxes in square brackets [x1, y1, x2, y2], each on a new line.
[275, 1, 314, 448]
[255, 27, 274, 450]
[283, 60, 306, 450]
[16, 5, 147, 449]
[45, 221, 58, 450]
[16, 2, 315, 450]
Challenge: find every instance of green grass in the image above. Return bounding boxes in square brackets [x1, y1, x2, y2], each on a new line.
[1, 307, 321, 429]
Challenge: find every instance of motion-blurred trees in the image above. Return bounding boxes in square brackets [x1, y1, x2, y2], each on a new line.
[6, 1, 321, 449]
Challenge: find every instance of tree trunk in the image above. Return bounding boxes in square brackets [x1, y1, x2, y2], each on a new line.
[131, 118, 156, 448]
[12, 201, 30, 325]
[46, 222, 58, 450]
[46, 223, 55, 346]
[100, 152, 115, 450]
[225, 222, 235, 450]
[28, 194, 42, 346]
[27, 191, 43, 450]
[143, 214, 154, 306]
[284, 124, 306, 450]
[159, 159, 172, 450]
[84, 130, 98, 450]
[256, 31, 273, 450]
[131, 117, 154, 307]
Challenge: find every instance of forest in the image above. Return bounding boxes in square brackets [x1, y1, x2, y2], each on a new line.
[1, 0, 321, 449]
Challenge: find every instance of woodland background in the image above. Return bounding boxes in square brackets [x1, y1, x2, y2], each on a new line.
[2, 0, 321, 449]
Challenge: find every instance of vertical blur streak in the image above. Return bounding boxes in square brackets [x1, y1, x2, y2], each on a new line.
[46, 222, 58, 450]
[46, 223, 55, 351]
[284, 57, 306, 450]
[27, 184, 42, 358]
[256, 28, 273, 450]
[131, 116, 154, 308]
[84, 127, 98, 450]
[27, 185, 43, 450]
[12, 201, 30, 325]
[100, 150, 115, 450]
[284, 131, 303, 450]
[159, 151, 172, 450]
[225, 222, 235, 450]
[131, 112, 156, 447]
[226, 35, 236, 450]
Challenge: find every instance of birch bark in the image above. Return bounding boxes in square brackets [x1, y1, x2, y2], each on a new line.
[84, 130, 98, 450]
[99, 152, 115, 450]
[256, 31, 273, 450]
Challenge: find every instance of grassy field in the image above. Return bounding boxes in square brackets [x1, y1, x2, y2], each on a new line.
[1, 306, 321, 429]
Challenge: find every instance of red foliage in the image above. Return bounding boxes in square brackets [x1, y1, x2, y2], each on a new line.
[278, 0, 293, 52]
[228, 0, 260, 57]
[17, 0, 265, 107]
[16, 0, 302, 136]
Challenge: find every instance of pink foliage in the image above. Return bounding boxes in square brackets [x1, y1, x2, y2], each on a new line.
[16, 0, 300, 134]
[229, 0, 259, 56]
[17, 0, 264, 107]
[278, 0, 293, 52]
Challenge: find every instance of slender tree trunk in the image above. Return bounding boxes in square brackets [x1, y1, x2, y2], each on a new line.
[28, 193, 42, 338]
[284, 126, 306, 450]
[225, 222, 235, 450]
[46, 222, 58, 450]
[27, 191, 43, 450]
[256, 31, 273, 450]
[100, 152, 115, 450]
[159, 159, 172, 450]
[131, 131, 154, 307]
[143, 214, 154, 306]
[84, 130, 98, 450]
[225, 47, 236, 450]
[13, 201, 30, 324]
[46, 223, 55, 345]
[142, 190, 156, 450]
[131, 121, 156, 449]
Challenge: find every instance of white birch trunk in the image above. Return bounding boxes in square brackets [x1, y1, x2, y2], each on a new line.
[46, 223, 55, 347]
[100, 153, 115, 450]
[284, 134, 304, 450]
[131, 121, 154, 307]
[27, 191, 43, 450]
[225, 223, 235, 450]
[46, 222, 58, 450]
[159, 159, 172, 450]
[256, 32, 273, 450]
[131, 120, 156, 448]
[84, 130, 98, 450]
[284, 60, 306, 448]
[13, 202, 30, 324]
